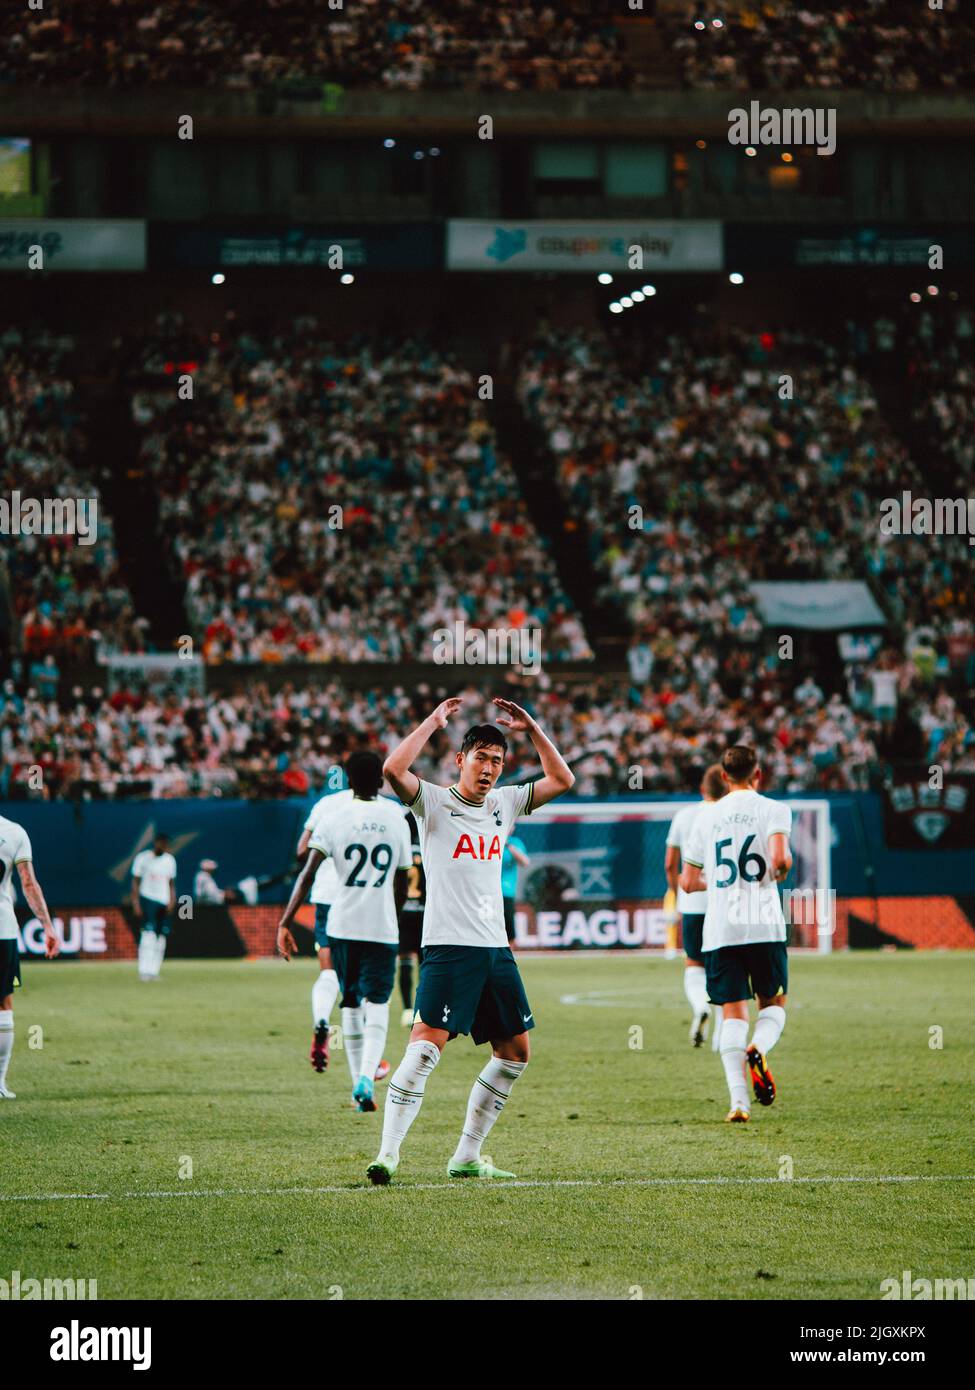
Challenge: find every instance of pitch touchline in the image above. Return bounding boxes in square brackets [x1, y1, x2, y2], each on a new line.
[2, 1174, 973, 1203]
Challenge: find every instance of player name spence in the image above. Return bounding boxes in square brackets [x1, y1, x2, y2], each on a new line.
[50, 1320, 151, 1370]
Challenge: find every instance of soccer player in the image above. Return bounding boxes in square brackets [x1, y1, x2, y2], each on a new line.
[398, 812, 425, 1027]
[297, 785, 355, 1071]
[664, 764, 726, 1048]
[277, 753, 411, 1112]
[131, 833, 177, 981]
[501, 833, 529, 947]
[367, 695, 575, 1185]
[0, 812, 60, 1098]
[681, 746, 792, 1123]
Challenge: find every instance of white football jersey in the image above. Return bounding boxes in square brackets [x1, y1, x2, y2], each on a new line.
[131, 849, 177, 906]
[303, 790, 356, 904]
[685, 790, 792, 951]
[409, 780, 534, 948]
[0, 815, 32, 941]
[309, 796, 411, 944]
[666, 803, 708, 915]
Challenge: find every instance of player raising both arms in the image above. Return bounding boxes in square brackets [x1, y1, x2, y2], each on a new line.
[681, 745, 792, 1123]
[367, 695, 575, 1185]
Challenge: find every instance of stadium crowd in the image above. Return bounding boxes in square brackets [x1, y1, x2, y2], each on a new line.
[0, 326, 146, 666]
[1, 0, 631, 92]
[2, 307, 971, 802]
[2, 657, 971, 803]
[126, 314, 591, 665]
[665, 1, 973, 92]
[515, 319, 974, 780]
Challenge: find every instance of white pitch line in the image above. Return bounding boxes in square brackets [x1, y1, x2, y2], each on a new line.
[2, 1174, 973, 1203]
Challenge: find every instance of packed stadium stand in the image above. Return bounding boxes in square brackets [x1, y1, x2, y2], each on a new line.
[124, 317, 590, 664]
[2, 1, 971, 94]
[1, 299, 971, 803]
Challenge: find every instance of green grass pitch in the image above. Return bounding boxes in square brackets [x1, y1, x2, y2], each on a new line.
[2, 953, 973, 1300]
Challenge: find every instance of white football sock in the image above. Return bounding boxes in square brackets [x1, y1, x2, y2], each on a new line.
[751, 1004, 786, 1056]
[376, 1040, 441, 1162]
[358, 1001, 389, 1084]
[711, 1011, 723, 1052]
[341, 1006, 364, 1083]
[452, 1055, 528, 1166]
[0, 1012, 13, 1089]
[683, 965, 709, 1016]
[137, 931, 154, 977]
[151, 934, 167, 977]
[311, 970, 339, 1028]
[720, 1017, 750, 1112]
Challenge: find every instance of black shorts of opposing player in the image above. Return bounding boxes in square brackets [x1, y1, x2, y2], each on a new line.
[503, 897, 517, 943]
[327, 936, 398, 1008]
[681, 913, 705, 961]
[703, 942, 788, 1005]
[0, 940, 21, 995]
[139, 898, 170, 935]
[415, 945, 534, 1046]
[398, 911, 423, 956]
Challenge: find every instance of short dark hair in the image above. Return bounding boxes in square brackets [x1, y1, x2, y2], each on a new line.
[154, 832, 169, 844]
[460, 724, 508, 758]
[345, 750, 383, 798]
[722, 745, 758, 784]
[701, 764, 727, 801]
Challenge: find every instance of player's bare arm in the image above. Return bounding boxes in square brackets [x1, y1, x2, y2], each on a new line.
[131, 876, 142, 916]
[492, 697, 575, 807]
[769, 833, 793, 882]
[17, 861, 59, 958]
[383, 696, 463, 804]
[680, 861, 705, 895]
[276, 849, 325, 958]
[508, 844, 529, 868]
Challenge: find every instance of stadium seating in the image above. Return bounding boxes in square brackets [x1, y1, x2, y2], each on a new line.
[0, 326, 145, 665]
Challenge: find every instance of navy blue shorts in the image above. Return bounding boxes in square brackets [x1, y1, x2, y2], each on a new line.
[415, 945, 534, 1046]
[0, 939, 21, 996]
[327, 936, 398, 1008]
[682, 913, 705, 961]
[704, 942, 788, 1005]
[314, 904, 330, 949]
[140, 898, 170, 935]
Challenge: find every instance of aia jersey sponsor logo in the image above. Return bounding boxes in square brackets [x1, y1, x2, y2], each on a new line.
[452, 833, 502, 861]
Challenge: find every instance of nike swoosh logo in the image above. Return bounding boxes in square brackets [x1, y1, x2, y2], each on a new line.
[450, 811, 463, 817]
[523, 1013, 532, 1023]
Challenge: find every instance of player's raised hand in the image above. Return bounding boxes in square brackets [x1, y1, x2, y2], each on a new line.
[492, 696, 534, 733]
[431, 697, 463, 729]
[276, 924, 297, 960]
